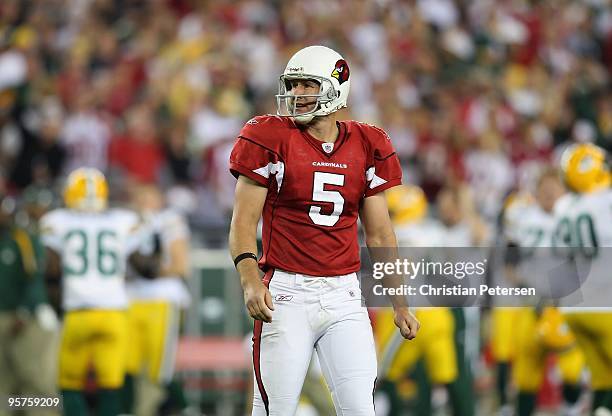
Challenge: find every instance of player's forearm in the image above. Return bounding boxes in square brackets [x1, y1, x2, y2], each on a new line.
[365, 228, 408, 309]
[160, 264, 188, 278]
[44, 248, 62, 281]
[230, 176, 267, 286]
[364, 225, 399, 267]
[129, 251, 161, 279]
[380, 264, 410, 309]
[160, 238, 190, 278]
[229, 217, 260, 286]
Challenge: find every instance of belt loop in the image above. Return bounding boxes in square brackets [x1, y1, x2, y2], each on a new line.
[295, 273, 304, 286]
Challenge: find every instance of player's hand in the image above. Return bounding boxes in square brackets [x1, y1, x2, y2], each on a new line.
[242, 276, 275, 323]
[393, 306, 420, 340]
[10, 316, 27, 336]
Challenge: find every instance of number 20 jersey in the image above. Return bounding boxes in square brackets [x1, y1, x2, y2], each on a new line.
[229, 115, 402, 276]
[40, 208, 141, 310]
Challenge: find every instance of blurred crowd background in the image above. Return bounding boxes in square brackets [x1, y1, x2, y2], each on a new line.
[1, 0, 610, 238]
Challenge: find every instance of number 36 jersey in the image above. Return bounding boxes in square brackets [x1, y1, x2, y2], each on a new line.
[40, 208, 142, 311]
[230, 115, 402, 276]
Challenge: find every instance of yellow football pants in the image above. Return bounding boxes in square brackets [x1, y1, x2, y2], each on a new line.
[513, 308, 584, 392]
[491, 308, 521, 362]
[564, 312, 612, 390]
[125, 300, 180, 384]
[376, 308, 457, 384]
[59, 310, 127, 390]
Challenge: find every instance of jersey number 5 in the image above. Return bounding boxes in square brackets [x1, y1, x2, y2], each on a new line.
[309, 172, 345, 226]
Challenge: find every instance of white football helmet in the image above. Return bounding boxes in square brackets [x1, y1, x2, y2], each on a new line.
[276, 45, 351, 124]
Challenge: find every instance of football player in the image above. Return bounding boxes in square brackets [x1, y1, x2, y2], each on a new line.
[376, 185, 460, 415]
[435, 185, 488, 416]
[0, 192, 59, 416]
[124, 184, 191, 415]
[40, 168, 145, 416]
[503, 169, 584, 416]
[554, 143, 612, 412]
[229, 45, 419, 416]
[489, 189, 541, 415]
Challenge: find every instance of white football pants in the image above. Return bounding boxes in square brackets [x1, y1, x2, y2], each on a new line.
[252, 269, 378, 416]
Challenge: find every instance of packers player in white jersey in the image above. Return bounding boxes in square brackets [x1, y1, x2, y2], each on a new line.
[503, 168, 584, 416]
[554, 143, 612, 413]
[123, 184, 191, 415]
[375, 185, 460, 415]
[40, 168, 145, 416]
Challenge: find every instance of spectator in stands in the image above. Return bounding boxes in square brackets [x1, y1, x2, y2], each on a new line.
[60, 90, 111, 174]
[109, 103, 164, 184]
[9, 96, 67, 190]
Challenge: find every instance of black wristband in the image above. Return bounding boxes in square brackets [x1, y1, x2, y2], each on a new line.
[234, 252, 258, 268]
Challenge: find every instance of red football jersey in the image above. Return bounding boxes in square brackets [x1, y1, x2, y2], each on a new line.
[229, 115, 402, 276]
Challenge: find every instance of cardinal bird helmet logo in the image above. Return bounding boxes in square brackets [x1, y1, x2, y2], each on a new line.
[331, 59, 350, 85]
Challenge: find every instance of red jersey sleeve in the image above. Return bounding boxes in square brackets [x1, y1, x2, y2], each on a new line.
[364, 126, 402, 197]
[229, 117, 283, 188]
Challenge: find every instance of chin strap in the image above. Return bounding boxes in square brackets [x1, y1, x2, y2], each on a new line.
[293, 114, 316, 124]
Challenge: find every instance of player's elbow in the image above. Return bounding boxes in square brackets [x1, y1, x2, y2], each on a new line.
[230, 211, 259, 234]
[365, 227, 397, 248]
